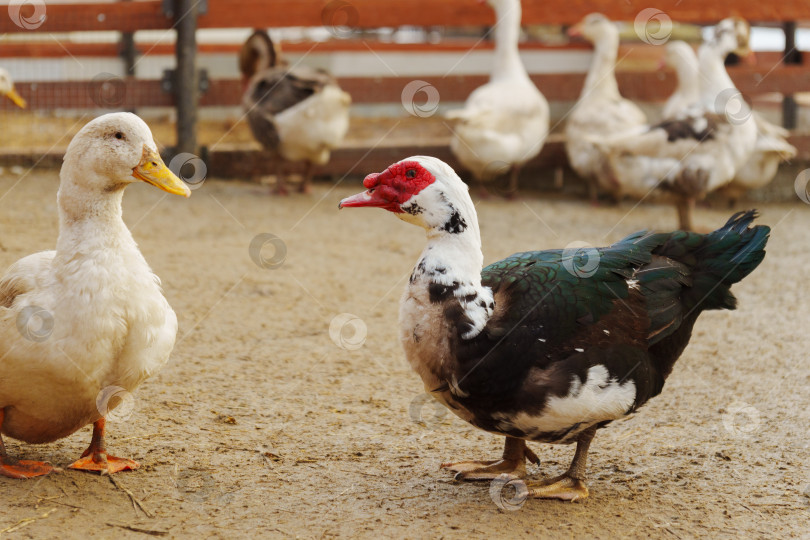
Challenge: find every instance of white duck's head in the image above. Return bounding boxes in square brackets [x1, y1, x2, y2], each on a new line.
[61, 112, 191, 200]
[339, 156, 477, 236]
[0, 67, 26, 108]
[567, 13, 618, 46]
[706, 17, 751, 58]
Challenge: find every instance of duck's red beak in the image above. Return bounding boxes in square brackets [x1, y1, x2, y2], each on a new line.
[339, 189, 380, 209]
[567, 23, 583, 38]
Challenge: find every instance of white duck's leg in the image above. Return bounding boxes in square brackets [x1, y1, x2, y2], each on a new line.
[526, 425, 596, 501]
[271, 159, 289, 196]
[441, 436, 539, 480]
[0, 408, 55, 479]
[68, 418, 138, 475]
[505, 165, 521, 199]
[676, 197, 696, 231]
[298, 161, 314, 194]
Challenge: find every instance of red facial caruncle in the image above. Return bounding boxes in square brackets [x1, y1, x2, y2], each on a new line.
[339, 160, 436, 212]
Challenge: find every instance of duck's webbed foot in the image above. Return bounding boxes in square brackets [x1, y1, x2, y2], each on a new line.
[68, 418, 138, 475]
[441, 437, 538, 481]
[0, 408, 57, 479]
[527, 425, 596, 502]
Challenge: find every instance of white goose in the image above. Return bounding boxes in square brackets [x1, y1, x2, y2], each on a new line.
[240, 30, 351, 195]
[0, 67, 26, 108]
[564, 13, 647, 202]
[447, 0, 549, 197]
[661, 39, 797, 203]
[594, 18, 757, 230]
[0, 112, 190, 478]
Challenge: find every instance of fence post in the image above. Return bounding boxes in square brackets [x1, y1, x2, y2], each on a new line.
[175, 0, 199, 155]
[782, 21, 800, 130]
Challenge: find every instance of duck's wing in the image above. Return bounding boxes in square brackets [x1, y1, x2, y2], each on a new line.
[244, 67, 336, 151]
[0, 251, 55, 308]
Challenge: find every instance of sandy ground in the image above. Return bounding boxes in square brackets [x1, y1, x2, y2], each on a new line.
[0, 168, 808, 539]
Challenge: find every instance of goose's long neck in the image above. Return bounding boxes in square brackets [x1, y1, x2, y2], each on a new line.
[491, 0, 528, 82]
[697, 43, 736, 105]
[582, 32, 621, 99]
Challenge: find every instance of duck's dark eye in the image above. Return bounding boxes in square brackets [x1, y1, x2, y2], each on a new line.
[115, 132, 124, 140]
[406, 169, 416, 178]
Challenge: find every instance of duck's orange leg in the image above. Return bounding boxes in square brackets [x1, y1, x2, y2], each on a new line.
[68, 418, 138, 475]
[0, 408, 55, 479]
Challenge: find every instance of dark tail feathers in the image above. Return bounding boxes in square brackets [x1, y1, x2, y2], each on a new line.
[657, 210, 770, 312]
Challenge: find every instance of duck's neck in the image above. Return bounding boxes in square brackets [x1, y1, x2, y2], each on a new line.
[55, 175, 133, 257]
[490, 0, 528, 82]
[410, 196, 493, 339]
[582, 31, 621, 99]
[697, 43, 736, 105]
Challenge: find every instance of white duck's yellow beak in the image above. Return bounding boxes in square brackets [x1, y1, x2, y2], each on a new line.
[3, 88, 27, 109]
[132, 146, 191, 197]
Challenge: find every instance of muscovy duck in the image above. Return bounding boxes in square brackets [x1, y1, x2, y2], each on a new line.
[564, 13, 647, 203]
[0, 67, 26, 108]
[446, 0, 549, 198]
[240, 30, 351, 195]
[339, 156, 768, 501]
[0, 113, 190, 478]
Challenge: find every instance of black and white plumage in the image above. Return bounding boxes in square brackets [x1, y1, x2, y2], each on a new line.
[239, 30, 351, 194]
[340, 156, 769, 501]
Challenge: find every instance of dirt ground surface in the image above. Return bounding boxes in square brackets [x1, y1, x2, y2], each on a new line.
[0, 168, 808, 539]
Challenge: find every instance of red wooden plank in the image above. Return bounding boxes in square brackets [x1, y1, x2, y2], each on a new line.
[1, 0, 809, 34]
[2, 64, 807, 111]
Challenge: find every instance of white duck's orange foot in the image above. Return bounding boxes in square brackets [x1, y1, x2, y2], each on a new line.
[68, 453, 139, 475]
[441, 458, 527, 481]
[527, 474, 589, 502]
[0, 459, 56, 479]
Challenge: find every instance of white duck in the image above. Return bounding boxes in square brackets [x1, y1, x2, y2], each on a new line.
[446, 0, 549, 197]
[564, 13, 647, 202]
[0, 112, 190, 478]
[0, 67, 27, 108]
[594, 18, 758, 230]
[661, 39, 797, 203]
[661, 41, 700, 119]
[240, 30, 351, 195]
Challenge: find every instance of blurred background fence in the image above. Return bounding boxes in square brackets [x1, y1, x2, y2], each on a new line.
[1, 0, 809, 190]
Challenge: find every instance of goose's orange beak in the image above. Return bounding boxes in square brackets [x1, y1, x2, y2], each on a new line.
[3, 88, 26, 109]
[132, 146, 191, 198]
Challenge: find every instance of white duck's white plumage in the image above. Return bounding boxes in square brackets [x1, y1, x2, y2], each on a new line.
[0, 112, 189, 477]
[593, 18, 757, 230]
[661, 41, 700, 120]
[447, 0, 549, 191]
[661, 39, 797, 198]
[564, 13, 647, 201]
